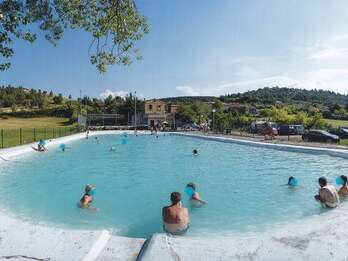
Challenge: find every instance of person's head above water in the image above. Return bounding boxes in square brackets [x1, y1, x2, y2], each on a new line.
[287, 176, 298, 186]
[193, 149, 198, 155]
[288, 176, 294, 184]
[318, 176, 327, 187]
[170, 192, 181, 205]
[187, 182, 196, 191]
[85, 184, 95, 194]
[340, 175, 348, 186]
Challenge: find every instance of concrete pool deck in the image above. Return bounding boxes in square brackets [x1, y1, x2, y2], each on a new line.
[1, 130, 348, 260]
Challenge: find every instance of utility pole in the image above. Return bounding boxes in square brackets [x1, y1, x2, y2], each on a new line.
[212, 109, 216, 133]
[79, 90, 82, 114]
[134, 91, 137, 127]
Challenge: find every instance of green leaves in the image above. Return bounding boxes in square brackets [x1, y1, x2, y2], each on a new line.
[0, 0, 149, 73]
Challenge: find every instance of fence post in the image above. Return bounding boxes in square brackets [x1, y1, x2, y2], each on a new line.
[1, 129, 3, 148]
[33, 128, 36, 142]
[53, 128, 55, 138]
[20, 128, 22, 145]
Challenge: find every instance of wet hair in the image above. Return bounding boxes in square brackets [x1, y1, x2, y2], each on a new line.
[187, 182, 196, 190]
[318, 176, 327, 186]
[193, 149, 198, 154]
[85, 185, 93, 194]
[170, 192, 181, 204]
[340, 175, 348, 186]
[288, 176, 294, 185]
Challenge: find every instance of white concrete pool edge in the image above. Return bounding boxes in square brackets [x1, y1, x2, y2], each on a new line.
[1, 130, 348, 260]
[0, 130, 148, 261]
[176, 132, 348, 159]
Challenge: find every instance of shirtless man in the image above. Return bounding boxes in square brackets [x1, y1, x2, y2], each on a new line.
[162, 192, 190, 235]
[315, 177, 339, 208]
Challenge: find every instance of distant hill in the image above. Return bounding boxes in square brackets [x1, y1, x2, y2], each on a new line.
[160, 96, 218, 103]
[220, 87, 348, 106]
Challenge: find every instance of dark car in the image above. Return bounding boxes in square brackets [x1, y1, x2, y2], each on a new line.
[278, 124, 305, 135]
[302, 130, 340, 143]
[329, 128, 348, 139]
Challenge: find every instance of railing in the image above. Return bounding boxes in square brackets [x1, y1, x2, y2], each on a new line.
[0, 126, 83, 149]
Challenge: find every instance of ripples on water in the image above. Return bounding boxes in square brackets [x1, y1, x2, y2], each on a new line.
[0, 134, 346, 238]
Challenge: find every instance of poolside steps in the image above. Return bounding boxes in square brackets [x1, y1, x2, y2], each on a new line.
[95, 235, 145, 261]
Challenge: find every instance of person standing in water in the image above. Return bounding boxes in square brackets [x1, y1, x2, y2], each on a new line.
[192, 149, 199, 156]
[186, 183, 206, 204]
[80, 184, 95, 208]
[338, 175, 348, 197]
[162, 192, 190, 235]
[315, 177, 339, 208]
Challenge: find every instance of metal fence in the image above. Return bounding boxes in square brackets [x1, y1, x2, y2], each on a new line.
[0, 126, 83, 149]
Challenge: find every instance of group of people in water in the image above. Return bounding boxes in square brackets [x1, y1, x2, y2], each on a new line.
[288, 175, 348, 209]
[33, 132, 348, 236]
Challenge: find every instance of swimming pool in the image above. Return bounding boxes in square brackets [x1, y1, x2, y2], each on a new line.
[0, 133, 347, 238]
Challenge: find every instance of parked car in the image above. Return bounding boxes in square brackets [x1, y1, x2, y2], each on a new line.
[250, 121, 278, 135]
[260, 125, 278, 136]
[329, 127, 348, 139]
[278, 124, 305, 135]
[302, 130, 340, 143]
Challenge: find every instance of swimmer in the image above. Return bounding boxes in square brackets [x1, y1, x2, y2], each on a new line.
[95, 136, 100, 144]
[86, 130, 89, 139]
[162, 192, 190, 235]
[36, 139, 47, 152]
[315, 176, 339, 208]
[186, 183, 206, 204]
[134, 128, 138, 136]
[80, 184, 95, 208]
[287, 176, 298, 187]
[110, 146, 116, 151]
[192, 149, 199, 156]
[338, 175, 348, 197]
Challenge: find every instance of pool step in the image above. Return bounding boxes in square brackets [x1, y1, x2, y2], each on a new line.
[95, 235, 146, 261]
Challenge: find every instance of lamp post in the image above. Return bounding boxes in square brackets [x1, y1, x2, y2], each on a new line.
[212, 109, 216, 133]
[134, 91, 137, 128]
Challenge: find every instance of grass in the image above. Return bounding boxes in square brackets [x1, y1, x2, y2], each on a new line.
[324, 118, 348, 128]
[0, 117, 72, 129]
[0, 117, 79, 148]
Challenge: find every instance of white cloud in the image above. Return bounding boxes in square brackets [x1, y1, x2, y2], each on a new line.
[174, 33, 348, 97]
[99, 89, 128, 99]
[308, 47, 348, 61]
[175, 85, 200, 96]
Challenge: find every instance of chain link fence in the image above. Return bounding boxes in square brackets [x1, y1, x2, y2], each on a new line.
[0, 126, 84, 149]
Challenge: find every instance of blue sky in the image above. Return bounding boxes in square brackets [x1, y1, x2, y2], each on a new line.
[2, 0, 348, 99]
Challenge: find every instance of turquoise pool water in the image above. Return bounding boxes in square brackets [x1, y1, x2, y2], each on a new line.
[0, 134, 347, 238]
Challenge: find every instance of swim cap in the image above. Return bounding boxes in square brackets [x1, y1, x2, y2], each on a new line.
[88, 189, 95, 196]
[39, 140, 47, 146]
[336, 176, 344, 185]
[185, 186, 194, 197]
[289, 178, 298, 186]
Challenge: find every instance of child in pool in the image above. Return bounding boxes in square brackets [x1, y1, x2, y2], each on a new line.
[338, 175, 348, 197]
[80, 184, 95, 208]
[186, 182, 206, 205]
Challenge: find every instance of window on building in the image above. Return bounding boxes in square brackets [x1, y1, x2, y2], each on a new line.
[157, 105, 161, 111]
[148, 104, 153, 110]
